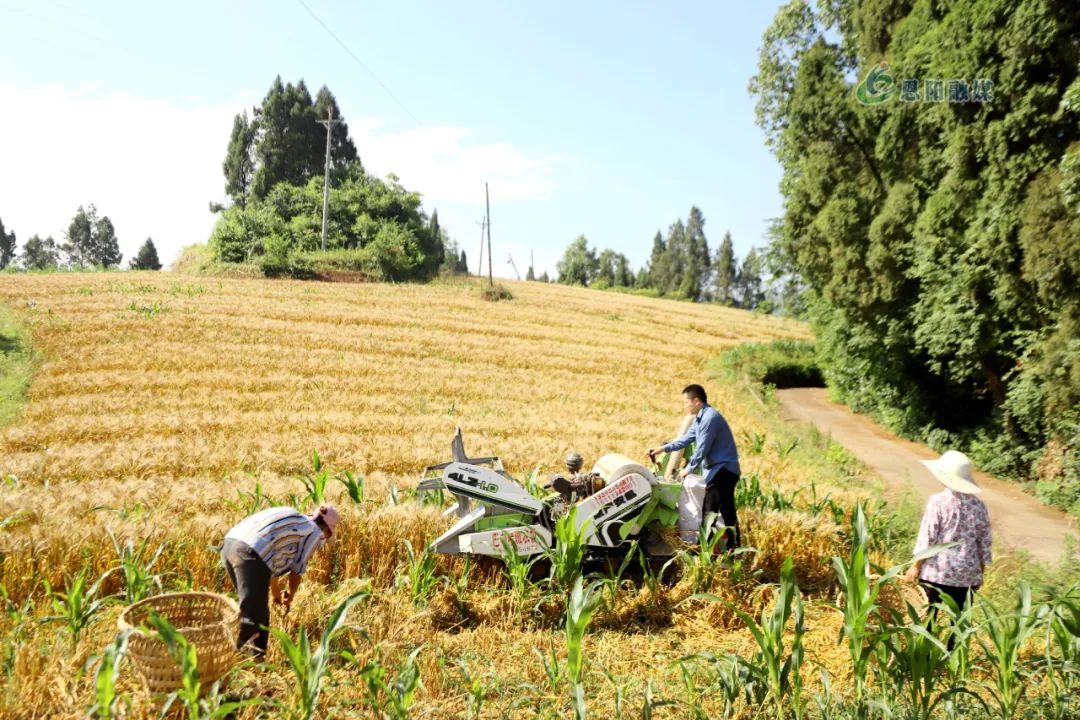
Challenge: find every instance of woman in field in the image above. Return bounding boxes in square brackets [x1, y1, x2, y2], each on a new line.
[905, 450, 992, 616]
[220, 504, 340, 657]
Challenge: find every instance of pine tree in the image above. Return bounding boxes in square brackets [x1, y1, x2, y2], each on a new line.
[713, 231, 738, 306]
[223, 110, 257, 208]
[645, 230, 666, 291]
[0, 216, 15, 270]
[737, 247, 764, 310]
[130, 238, 162, 270]
[663, 220, 687, 297]
[526, 264, 535, 281]
[457, 250, 469, 273]
[680, 207, 710, 301]
[92, 215, 122, 268]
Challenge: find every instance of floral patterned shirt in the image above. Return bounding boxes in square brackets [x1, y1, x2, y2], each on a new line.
[913, 490, 992, 587]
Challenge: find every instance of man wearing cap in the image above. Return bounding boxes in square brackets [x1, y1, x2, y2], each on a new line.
[905, 451, 992, 615]
[220, 504, 340, 657]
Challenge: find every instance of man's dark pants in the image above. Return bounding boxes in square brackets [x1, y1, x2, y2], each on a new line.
[703, 466, 740, 549]
[220, 538, 272, 657]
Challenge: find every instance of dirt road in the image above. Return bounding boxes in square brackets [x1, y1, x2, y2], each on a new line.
[776, 387, 1076, 566]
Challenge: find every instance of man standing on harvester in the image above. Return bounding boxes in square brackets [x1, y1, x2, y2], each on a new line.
[648, 384, 741, 549]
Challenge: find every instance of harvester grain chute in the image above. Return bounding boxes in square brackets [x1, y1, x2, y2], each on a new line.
[417, 429, 686, 566]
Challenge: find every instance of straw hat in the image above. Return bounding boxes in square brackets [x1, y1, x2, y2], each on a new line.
[921, 450, 981, 494]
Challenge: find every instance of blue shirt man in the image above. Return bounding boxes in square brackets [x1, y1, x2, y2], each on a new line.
[648, 384, 742, 548]
[661, 404, 740, 483]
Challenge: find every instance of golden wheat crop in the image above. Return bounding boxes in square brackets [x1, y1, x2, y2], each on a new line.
[0, 272, 922, 719]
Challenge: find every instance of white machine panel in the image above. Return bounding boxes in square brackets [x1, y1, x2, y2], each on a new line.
[458, 524, 552, 557]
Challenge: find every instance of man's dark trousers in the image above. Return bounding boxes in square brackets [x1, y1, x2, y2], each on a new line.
[220, 538, 272, 657]
[703, 466, 740, 549]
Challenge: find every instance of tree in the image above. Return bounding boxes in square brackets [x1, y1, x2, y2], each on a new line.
[556, 235, 598, 286]
[61, 205, 121, 268]
[751, 0, 1080, 493]
[539, 270, 550, 283]
[614, 253, 633, 287]
[680, 206, 710, 301]
[662, 220, 688, 296]
[0, 216, 15, 270]
[20, 235, 59, 270]
[644, 230, 667, 291]
[130, 238, 162, 270]
[526, 264, 535, 281]
[595, 248, 618, 287]
[737, 247, 765, 309]
[713, 231, 738, 305]
[457, 250, 469, 273]
[223, 110, 257, 208]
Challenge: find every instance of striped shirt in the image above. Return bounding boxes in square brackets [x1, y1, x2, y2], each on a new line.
[225, 507, 325, 577]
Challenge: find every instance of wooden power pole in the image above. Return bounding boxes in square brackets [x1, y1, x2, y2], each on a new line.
[485, 182, 493, 287]
[317, 108, 343, 252]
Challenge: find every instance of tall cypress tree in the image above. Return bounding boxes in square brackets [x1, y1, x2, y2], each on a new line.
[713, 231, 738, 306]
[223, 110, 257, 208]
[130, 238, 162, 270]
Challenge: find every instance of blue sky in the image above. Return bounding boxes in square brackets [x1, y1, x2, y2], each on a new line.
[0, 0, 786, 277]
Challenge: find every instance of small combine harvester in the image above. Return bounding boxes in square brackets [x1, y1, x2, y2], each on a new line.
[417, 429, 691, 565]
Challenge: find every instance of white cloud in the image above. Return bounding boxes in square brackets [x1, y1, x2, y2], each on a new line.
[0, 84, 557, 269]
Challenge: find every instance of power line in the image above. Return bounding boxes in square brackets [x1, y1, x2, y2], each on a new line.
[293, 0, 422, 127]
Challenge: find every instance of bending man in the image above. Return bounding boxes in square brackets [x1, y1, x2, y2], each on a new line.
[220, 504, 339, 657]
[648, 384, 741, 548]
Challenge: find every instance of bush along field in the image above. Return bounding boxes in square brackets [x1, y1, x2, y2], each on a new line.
[1, 273, 1079, 718]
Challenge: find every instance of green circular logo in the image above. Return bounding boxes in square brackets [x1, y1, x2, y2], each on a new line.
[856, 61, 895, 105]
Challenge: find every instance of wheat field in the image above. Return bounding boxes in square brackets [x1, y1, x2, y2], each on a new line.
[0, 272, 988, 718]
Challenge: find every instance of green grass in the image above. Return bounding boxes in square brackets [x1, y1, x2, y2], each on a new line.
[0, 305, 34, 429]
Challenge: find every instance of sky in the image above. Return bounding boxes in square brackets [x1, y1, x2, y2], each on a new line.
[0, 0, 787, 278]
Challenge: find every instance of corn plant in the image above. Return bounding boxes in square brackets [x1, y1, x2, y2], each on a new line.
[831, 503, 944, 713]
[397, 540, 444, 607]
[725, 556, 805, 720]
[548, 507, 590, 590]
[675, 652, 762, 718]
[87, 629, 132, 719]
[345, 646, 424, 719]
[1044, 591, 1080, 719]
[108, 531, 166, 604]
[875, 604, 956, 720]
[566, 575, 604, 720]
[1, 581, 34, 677]
[299, 450, 330, 507]
[500, 538, 543, 609]
[337, 469, 365, 505]
[271, 590, 369, 720]
[457, 658, 490, 720]
[225, 480, 276, 516]
[978, 583, 1045, 720]
[679, 512, 729, 593]
[600, 667, 628, 720]
[41, 565, 113, 649]
[534, 638, 562, 693]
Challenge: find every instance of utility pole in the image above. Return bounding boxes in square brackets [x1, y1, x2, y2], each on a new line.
[485, 182, 493, 287]
[476, 217, 486, 277]
[317, 107, 342, 252]
[507, 254, 521, 280]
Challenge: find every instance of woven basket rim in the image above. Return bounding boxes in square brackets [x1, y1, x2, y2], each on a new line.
[118, 591, 239, 635]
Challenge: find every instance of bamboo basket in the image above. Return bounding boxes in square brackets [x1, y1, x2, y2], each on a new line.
[117, 592, 240, 695]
